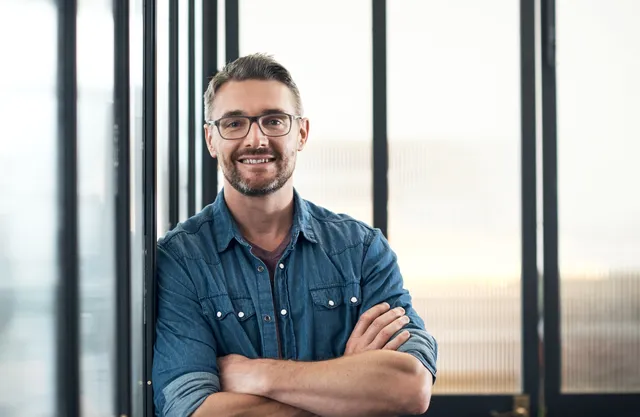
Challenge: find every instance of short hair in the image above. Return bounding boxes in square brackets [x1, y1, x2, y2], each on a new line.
[203, 53, 303, 120]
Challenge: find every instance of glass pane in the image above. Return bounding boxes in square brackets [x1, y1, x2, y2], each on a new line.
[77, 1, 115, 415]
[238, 0, 373, 225]
[130, 0, 145, 414]
[388, 0, 522, 394]
[0, 2, 58, 417]
[557, 0, 640, 393]
[179, 0, 189, 221]
[157, 0, 170, 236]
[194, 0, 203, 211]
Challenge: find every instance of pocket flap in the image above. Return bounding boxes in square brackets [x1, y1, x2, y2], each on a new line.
[201, 295, 256, 321]
[310, 283, 361, 309]
[229, 297, 257, 322]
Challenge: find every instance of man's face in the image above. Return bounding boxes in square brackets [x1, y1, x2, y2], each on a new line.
[204, 80, 309, 197]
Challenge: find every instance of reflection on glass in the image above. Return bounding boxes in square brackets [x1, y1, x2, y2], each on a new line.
[130, 0, 145, 414]
[557, 0, 640, 393]
[0, 2, 57, 417]
[77, 1, 115, 415]
[388, 0, 522, 394]
[238, 0, 373, 224]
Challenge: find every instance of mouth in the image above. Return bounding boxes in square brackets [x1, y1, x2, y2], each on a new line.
[237, 157, 276, 165]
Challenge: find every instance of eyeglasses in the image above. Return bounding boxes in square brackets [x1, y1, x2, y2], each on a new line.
[206, 112, 303, 140]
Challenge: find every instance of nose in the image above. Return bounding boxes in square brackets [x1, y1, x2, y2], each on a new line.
[244, 120, 268, 148]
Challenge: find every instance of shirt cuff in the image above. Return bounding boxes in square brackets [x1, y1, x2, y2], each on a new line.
[161, 371, 220, 417]
[397, 329, 438, 383]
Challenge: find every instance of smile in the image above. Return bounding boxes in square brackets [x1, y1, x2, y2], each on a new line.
[238, 158, 275, 165]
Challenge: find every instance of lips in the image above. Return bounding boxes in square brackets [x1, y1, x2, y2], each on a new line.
[237, 156, 276, 164]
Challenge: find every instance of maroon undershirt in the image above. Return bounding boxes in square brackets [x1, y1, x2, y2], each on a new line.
[246, 233, 291, 358]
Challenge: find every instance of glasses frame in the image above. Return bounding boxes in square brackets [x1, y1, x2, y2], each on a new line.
[206, 112, 303, 140]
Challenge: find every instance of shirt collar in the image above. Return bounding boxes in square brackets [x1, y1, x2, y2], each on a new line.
[212, 188, 318, 253]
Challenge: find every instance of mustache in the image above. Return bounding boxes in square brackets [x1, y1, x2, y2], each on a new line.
[234, 149, 279, 159]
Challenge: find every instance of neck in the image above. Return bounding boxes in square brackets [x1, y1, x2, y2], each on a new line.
[223, 181, 295, 247]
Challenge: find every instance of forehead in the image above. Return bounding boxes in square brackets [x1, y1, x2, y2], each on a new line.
[212, 79, 297, 118]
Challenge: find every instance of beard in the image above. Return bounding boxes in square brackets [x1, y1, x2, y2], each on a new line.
[220, 147, 295, 197]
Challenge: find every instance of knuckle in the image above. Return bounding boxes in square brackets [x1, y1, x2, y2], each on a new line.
[380, 329, 393, 339]
[371, 319, 384, 331]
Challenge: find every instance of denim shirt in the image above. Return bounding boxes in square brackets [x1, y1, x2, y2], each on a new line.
[152, 189, 438, 417]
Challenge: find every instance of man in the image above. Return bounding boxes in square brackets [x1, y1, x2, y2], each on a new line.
[152, 53, 438, 417]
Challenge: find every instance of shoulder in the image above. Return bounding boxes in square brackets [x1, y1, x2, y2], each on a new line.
[300, 198, 380, 250]
[157, 205, 218, 263]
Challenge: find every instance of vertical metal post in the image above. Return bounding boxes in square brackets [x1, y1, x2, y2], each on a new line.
[187, 0, 196, 216]
[56, 0, 80, 416]
[143, 0, 158, 415]
[372, 0, 388, 237]
[520, 1, 539, 416]
[542, 0, 560, 411]
[202, 0, 218, 205]
[114, 0, 132, 415]
[225, 0, 239, 63]
[169, 0, 179, 228]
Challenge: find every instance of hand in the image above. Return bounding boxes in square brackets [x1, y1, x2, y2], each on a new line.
[344, 303, 411, 356]
[218, 354, 266, 395]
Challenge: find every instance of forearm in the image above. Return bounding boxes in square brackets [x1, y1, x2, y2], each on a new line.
[253, 350, 431, 417]
[192, 392, 317, 417]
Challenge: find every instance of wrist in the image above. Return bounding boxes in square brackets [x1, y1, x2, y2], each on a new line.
[249, 358, 277, 397]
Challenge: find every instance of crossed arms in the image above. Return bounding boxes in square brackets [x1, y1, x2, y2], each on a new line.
[154, 230, 438, 417]
[194, 304, 433, 417]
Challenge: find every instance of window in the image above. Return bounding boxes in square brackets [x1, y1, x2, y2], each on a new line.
[238, 0, 373, 225]
[77, 1, 116, 414]
[556, 0, 640, 393]
[0, 2, 58, 416]
[387, 0, 522, 394]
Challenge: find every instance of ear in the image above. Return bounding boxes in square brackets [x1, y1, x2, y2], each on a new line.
[296, 118, 310, 151]
[204, 123, 218, 158]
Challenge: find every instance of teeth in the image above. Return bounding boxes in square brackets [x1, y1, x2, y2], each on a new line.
[242, 158, 271, 164]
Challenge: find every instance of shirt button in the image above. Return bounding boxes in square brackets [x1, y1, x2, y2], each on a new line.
[263, 315, 272, 322]
[350, 297, 358, 303]
[279, 263, 285, 269]
[328, 300, 335, 307]
[280, 309, 287, 316]
[238, 312, 245, 318]
[257, 265, 264, 272]
[216, 311, 222, 318]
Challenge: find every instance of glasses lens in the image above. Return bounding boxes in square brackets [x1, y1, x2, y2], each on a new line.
[218, 116, 250, 139]
[259, 114, 291, 136]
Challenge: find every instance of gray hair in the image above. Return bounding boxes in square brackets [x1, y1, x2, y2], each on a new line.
[203, 53, 303, 121]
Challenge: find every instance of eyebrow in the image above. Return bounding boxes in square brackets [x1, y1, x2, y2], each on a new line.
[218, 108, 290, 119]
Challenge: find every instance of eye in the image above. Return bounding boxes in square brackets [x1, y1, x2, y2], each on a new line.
[221, 117, 247, 129]
[264, 117, 282, 126]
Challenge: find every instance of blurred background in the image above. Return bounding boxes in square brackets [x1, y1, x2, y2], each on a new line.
[0, 0, 638, 416]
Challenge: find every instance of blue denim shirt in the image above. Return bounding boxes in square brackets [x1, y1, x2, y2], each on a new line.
[152, 189, 438, 417]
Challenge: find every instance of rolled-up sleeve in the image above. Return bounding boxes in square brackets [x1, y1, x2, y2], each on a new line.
[152, 243, 220, 416]
[360, 229, 438, 381]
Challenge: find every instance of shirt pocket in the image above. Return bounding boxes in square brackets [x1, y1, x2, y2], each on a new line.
[308, 282, 362, 359]
[200, 294, 260, 357]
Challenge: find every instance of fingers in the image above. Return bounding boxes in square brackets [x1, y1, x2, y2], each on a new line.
[350, 302, 391, 338]
[383, 330, 411, 351]
[370, 314, 410, 348]
[362, 306, 406, 345]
